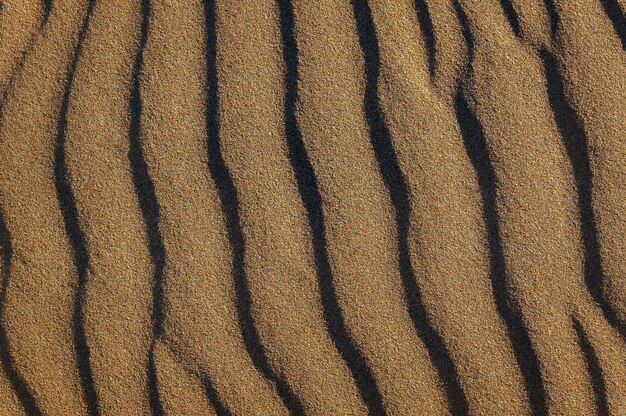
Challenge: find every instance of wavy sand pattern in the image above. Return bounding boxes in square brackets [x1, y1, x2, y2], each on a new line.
[0, 0, 624, 415]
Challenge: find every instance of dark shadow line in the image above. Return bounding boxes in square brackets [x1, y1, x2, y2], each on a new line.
[451, 5, 550, 412]
[351, 1, 469, 414]
[499, 0, 522, 38]
[53, 1, 99, 414]
[159, 340, 230, 416]
[42, 0, 52, 18]
[127, 1, 166, 415]
[146, 349, 164, 416]
[543, 0, 559, 39]
[0, 3, 56, 415]
[548, 0, 626, 50]
[276, 0, 386, 414]
[451, 0, 473, 69]
[413, 0, 437, 78]
[202, 1, 304, 414]
[0, 212, 42, 415]
[572, 318, 610, 416]
[454, 91, 549, 416]
[599, 0, 626, 49]
[540, 49, 625, 340]
[451, 4, 549, 414]
[202, 379, 232, 416]
[0, 1, 54, 115]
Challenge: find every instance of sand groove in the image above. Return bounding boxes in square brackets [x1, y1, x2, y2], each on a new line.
[0, 1, 624, 415]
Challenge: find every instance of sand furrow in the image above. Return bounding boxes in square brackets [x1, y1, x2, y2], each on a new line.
[0, 1, 622, 414]
[509, 0, 552, 47]
[549, 0, 626, 338]
[599, 0, 626, 49]
[63, 0, 154, 414]
[453, 90, 548, 416]
[293, 1, 454, 414]
[125, 1, 167, 414]
[214, 0, 370, 413]
[0, 1, 95, 414]
[140, 1, 289, 414]
[0, 0, 46, 101]
[278, 0, 384, 413]
[153, 341, 219, 416]
[572, 318, 610, 416]
[499, 0, 522, 38]
[203, 1, 302, 411]
[412, 0, 437, 79]
[424, 0, 466, 96]
[368, 0, 532, 413]
[53, 1, 100, 414]
[575, 302, 626, 414]
[0, 215, 27, 416]
[457, 1, 610, 414]
[510, 3, 626, 410]
[506, 5, 626, 411]
[352, 0, 470, 412]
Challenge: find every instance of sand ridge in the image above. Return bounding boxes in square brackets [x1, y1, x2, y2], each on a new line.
[0, 0, 624, 415]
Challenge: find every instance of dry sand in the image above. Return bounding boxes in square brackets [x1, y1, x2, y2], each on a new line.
[0, 0, 624, 415]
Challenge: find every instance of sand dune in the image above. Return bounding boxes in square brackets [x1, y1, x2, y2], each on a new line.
[0, 0, 624, 415]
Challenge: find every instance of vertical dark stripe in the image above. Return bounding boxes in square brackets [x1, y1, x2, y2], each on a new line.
[0, 212, 42, 415]
[540, 49, 625, 340]
[599, 0, 626, 49]
[413, 0, 437, 78]
[53, 1, 99, 414]
[573, 318, 610, 416]
[1, 1, 53, 110]
[275, 0, 386, 414]
[451, 0, 473, 71]
[202, 379, 232, 416]
[202, 1, 304, 414]
[454, 91, 548, 416]
[127, 1, 166, 415]
[452, 3, 548, 414]
[42, 0, 52, 17]
[0, 3, 55, 415]
[351, 1, 469, 414]
[499, 0, 522, 37]
[544, 0, 560, 39]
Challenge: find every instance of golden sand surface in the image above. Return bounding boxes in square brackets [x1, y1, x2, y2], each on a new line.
[0, 0, 624, 415]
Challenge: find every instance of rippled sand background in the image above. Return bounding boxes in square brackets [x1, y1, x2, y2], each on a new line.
[0, 0, 624, 415]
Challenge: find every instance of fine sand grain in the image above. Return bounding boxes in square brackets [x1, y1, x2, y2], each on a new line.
[0, 1, 624, 415]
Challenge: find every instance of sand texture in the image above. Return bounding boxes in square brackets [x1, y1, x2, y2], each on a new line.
[0, 0, 624, 415]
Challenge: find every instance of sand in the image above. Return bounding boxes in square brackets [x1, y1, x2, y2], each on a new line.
[0, 0, 624, 415]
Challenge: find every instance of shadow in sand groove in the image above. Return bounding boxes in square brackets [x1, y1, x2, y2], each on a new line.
[499, 0, 522, 37]
[455, 89, 548, 416]
[599, 0, 626, 49]
[541, 49, 625, 340]
[573, 318, 609, 416]
[53, 1, 99, 414]
[351, 0, 469, 414]
[127, 0, 167, 414]
[0, 0, 53, 110]
[202, 1, 304, 414]
[413, 0, 437, 78]
[452, 3, 549, 414]
[276, 0, 386, 414]
[0, 212, 42, 415]
[202, 378, 231, 416]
